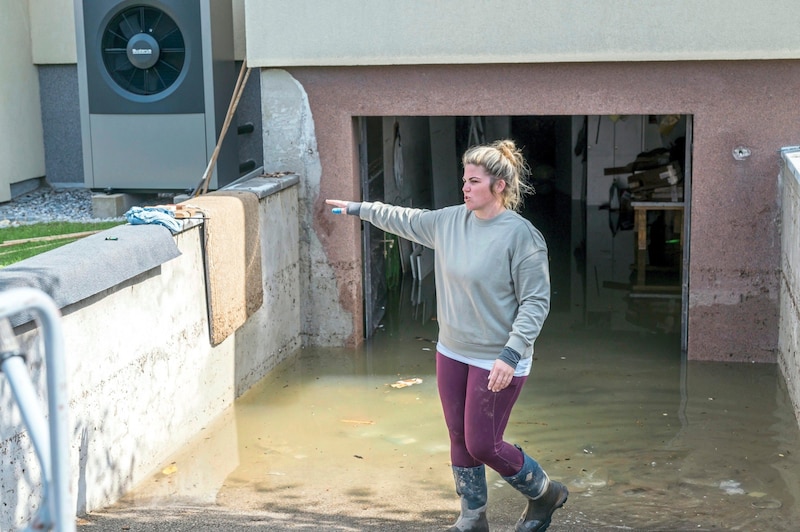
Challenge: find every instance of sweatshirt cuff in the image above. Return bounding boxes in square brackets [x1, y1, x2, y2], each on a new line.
[498, 346, 522, 369]
[346, 202, 362, 216]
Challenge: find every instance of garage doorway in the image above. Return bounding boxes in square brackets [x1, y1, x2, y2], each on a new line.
[357, 115, 692, 350]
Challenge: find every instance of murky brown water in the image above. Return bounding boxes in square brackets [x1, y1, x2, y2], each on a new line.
[100, 276, 800, 531]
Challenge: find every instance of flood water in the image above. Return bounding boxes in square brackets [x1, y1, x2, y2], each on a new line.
[92, 273, 800, 531]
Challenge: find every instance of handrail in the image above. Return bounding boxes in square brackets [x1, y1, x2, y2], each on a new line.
[0, 287, 73, 532]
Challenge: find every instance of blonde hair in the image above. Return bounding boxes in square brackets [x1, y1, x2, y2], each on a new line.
[462, 139, 533, 211]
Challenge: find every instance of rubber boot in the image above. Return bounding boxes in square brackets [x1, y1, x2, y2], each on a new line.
[502, 449, 568, 532]
[447, 465, 489, 532]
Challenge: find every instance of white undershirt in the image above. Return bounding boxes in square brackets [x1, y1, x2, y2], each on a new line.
[437, 342, 532, 377]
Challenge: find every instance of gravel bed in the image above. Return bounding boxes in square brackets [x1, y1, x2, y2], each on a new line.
[0, 186, 126, 227]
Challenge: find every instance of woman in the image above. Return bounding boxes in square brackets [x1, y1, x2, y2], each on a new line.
[326, 139, 567, 532]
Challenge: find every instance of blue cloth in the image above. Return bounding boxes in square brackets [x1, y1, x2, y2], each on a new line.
[125, 206, 182, 233]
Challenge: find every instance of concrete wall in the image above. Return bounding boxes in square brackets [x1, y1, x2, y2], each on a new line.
[779, 149, 800, 426]
[245, 0, 800, 67]
[0, 1, 46, 202]
[0, 179, 300, 530]
[265, 61, 799, 361]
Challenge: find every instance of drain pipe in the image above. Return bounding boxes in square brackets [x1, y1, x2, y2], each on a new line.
[0, 288, 73, 532]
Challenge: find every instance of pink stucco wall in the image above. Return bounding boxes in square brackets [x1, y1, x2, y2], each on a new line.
[296, 60, 800, 361]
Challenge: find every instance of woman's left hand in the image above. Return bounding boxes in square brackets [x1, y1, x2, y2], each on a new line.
[325, 199, 348, 209]
[488, 359, 515, 392]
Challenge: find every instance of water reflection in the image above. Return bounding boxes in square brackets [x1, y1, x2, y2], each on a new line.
[102, 280, 800, 531]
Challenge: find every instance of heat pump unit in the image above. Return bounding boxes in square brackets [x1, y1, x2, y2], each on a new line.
[75, 0, 238, 191]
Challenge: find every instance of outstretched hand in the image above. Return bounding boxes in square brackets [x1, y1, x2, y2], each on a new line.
[326, 199, 348, 209]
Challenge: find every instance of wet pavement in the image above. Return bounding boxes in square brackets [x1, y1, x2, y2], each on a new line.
[77, 279, 800, 531]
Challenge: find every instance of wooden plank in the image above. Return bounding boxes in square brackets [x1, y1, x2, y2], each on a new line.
[631, 201, 685, 209]
[0, 231, 101, 247]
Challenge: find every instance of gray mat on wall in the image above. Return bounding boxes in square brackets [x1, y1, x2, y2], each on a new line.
[0, 224, 181, 325]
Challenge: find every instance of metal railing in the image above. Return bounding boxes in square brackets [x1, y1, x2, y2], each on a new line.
[0, 287, 74, 532]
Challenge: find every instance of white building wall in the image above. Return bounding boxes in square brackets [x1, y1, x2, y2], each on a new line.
[28, 0, 76, 64]
[245, 0, 800, 67]
[27, 0, 248, 64]
[0, 1, 46, 201]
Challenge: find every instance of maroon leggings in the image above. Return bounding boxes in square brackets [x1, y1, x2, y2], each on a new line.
[436, 351, 527, 477]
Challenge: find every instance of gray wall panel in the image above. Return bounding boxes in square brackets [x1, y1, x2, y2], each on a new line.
[38, 65, 84, 186]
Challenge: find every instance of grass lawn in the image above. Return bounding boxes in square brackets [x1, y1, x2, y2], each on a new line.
[0, 221, 125, 267]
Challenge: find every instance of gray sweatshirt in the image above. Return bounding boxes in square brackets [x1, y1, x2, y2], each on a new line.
[357, 201, 550, 362]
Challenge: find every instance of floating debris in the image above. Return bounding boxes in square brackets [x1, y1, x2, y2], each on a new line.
[340, 419, 375, 425]
[390, 378, 423, 388]
[751, 498, 782, 509]
[719, 480, 745, 495]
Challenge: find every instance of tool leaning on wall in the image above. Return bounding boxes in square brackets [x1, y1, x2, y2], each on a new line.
[192, 60, 252, 198]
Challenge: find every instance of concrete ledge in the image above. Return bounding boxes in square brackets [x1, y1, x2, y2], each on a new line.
[225, 173, 300, 199]
[174, 173, 300, 205]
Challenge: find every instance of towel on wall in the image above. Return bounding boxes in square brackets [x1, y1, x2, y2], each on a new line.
[182, 190, 263, 346]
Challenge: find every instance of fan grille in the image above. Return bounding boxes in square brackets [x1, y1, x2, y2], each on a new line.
[101, 6, 186, 96]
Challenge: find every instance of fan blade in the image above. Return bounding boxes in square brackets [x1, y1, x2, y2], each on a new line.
[141, 8, 160, 32]
[151, 65, 167, 89]
[143, 69, 162, 94]
[155, 62, 179, 87]
[156, 19, 178, 42]
[104, 29, 127, 48]
[148, 10, 164, 35]
[113, 53, 133, 73]
[119, 9, 143, 39]
[157, 56, 180, 74]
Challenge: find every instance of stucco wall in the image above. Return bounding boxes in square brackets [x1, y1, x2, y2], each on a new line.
[779, 149, 800, 425]
[0, 1, 46, 201]
[269, 61, 800, 360]
[246, 0, 800, 67]
[0, 180, 300, 530]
